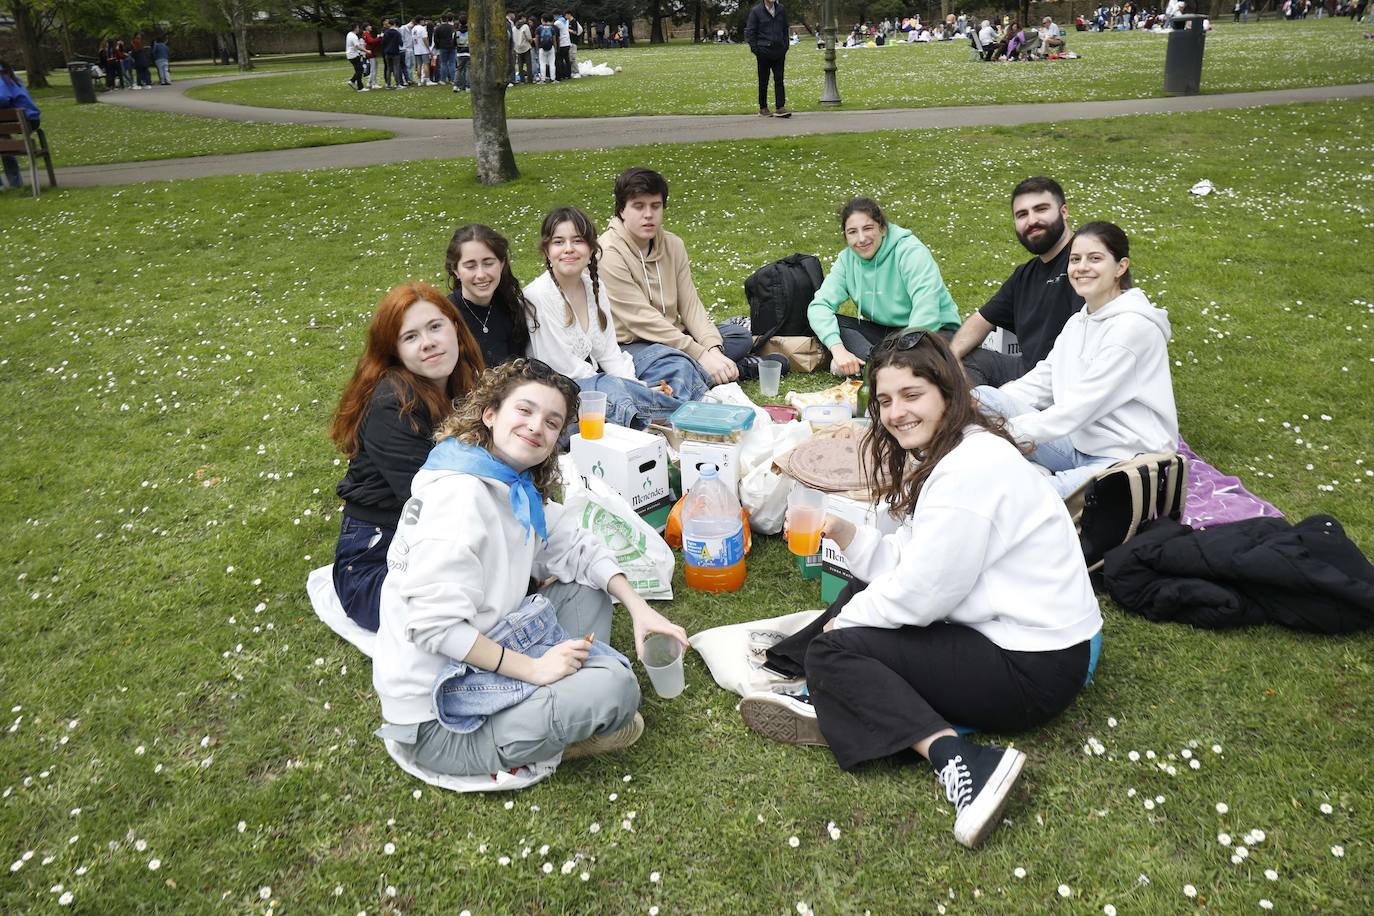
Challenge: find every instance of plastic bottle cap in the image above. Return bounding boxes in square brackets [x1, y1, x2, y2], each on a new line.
[699, 465, 718, 479]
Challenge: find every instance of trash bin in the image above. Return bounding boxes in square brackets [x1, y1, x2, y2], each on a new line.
[1163, 14, 1207, 96]
[68, 61, 98, 104]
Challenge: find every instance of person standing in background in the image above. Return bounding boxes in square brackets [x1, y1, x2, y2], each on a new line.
[745, 0, 792, 117]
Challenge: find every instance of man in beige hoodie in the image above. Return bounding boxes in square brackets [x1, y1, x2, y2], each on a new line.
[598, 167, 784, 387]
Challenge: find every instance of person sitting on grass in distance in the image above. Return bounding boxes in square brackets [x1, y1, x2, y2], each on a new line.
[330, 282, 486, 632]
[1041, 16, 1067, 52]
[808, 197, 960, 378]
[443, 223, 537, 369]
[973, 222, 1179, 497]
[371, 359, 690, 778]
[598, 166, 787, 386]
[524, 206, 708, 438]
[950, 176, 1083, 389]
[741, 330, 1102, 849]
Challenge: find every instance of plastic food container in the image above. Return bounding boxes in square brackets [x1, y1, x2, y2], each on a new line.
[801, 403, 852, 429]
[670, 402, 757, 444]
[762, 404, 800, 424]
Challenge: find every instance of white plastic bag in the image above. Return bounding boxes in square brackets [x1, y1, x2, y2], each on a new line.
[689, 608, 823, 697]
[560, 458, 675, 600]
[738, 420, 813, 534]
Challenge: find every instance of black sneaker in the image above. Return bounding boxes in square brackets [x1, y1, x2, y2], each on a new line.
[737, 353, 789, 381]
[935, 740, 1026, 848]
[739, 689, 826, 746]
[721, 315, 752, 330]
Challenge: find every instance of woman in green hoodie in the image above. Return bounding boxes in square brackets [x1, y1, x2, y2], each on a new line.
[808, 198, 960, 377]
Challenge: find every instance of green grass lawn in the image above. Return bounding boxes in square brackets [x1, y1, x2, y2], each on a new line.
[0, 99, 1371, 913]
[183, 20, 1374, 118]
[24, 89, 390, 168]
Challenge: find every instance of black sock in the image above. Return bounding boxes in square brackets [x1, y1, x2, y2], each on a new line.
[927, 734, 966, 773]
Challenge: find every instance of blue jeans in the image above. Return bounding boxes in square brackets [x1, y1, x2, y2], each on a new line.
[433, 592, 630, 733]
[973, 385, 1116, 497]
[438, 48, 457, 84]
[619, 343, 712, 403]
[332, 514, 394, 632]
[456, 55, 470, 90]
[402, 48, 414, 83]
[155, 59, 171, 84]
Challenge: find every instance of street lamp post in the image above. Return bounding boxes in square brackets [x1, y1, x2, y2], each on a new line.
[820, 0, 840, 105]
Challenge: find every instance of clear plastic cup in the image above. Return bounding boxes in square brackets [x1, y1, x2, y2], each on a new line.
[787, 486, 827, 556]
[758, 360, 782, 397]
[639, 632, 685, 699]
[578, 391, 607, 440]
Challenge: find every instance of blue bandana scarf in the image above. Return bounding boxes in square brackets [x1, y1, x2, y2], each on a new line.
[422, 439, 548, 544]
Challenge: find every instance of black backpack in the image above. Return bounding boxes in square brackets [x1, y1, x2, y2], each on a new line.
[744, 253, 824, 351]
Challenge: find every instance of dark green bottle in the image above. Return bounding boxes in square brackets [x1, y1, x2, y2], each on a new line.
[855, 378, 870, 417]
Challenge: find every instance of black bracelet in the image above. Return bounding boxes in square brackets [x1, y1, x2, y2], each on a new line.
[495, 645, 506, 674]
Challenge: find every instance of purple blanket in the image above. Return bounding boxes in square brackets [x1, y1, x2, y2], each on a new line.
[1178, 437, 1284, 528]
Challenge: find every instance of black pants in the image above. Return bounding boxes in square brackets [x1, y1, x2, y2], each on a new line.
[384, 53, 403, 87]
[556, 45, 571, 79]
[960, 346, 1023, 388]
[349, 57, 365, 89]
[767, 580, 1091, 771]
[755, 54, 786, 109]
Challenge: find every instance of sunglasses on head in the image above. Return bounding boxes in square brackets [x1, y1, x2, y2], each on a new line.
[874, 329, 928, 354]
[522, 358, 580, 398]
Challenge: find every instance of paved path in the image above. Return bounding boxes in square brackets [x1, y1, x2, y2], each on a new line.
[61, 73, 1374, 187]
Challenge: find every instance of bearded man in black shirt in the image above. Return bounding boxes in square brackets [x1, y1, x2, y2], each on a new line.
[951, 177, 1085, 388]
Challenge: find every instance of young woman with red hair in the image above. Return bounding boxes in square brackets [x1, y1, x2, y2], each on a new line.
[329, 281, 485, 631]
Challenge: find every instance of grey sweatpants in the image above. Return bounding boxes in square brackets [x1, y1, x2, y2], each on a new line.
[406, 581, 641, 776]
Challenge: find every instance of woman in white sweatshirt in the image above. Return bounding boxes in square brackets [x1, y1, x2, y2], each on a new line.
[372, 358, 688, 778]
[973, 221, 1179, 497]
[524, 206, 706, 436]
[741, 330, 1102, 849]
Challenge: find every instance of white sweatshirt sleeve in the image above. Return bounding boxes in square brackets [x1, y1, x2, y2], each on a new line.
[1006, 342, 1141, 446]
[1001, 350, 1055, 411]
[397, 528, 488, 664]
[534, 501, 624, 590]
[832, 504, 996, 631]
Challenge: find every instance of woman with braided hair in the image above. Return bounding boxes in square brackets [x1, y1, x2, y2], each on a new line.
[524, 206, 707, 436]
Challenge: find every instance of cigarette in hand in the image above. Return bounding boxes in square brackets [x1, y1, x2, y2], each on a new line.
[583, 633, 594, 643]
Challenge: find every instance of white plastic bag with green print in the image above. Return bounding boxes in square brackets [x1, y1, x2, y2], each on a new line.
[560, 463, 675, 601]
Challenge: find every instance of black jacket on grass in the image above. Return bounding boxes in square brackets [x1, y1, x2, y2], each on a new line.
[336, 377, 437, 528]
[1102, 515, 1374, 634]
[745, 1, 791, 60]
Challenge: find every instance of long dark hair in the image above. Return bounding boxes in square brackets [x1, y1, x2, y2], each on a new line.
[838, 197, 887, 231]
[329, 281, 485, 458]
[539, 206, 607, 332]
[443, 223, 537, 350]
[1073, 221, 1133, 290]
[863, 330, 1024, 517]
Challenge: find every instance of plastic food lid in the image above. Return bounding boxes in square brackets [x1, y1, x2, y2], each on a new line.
[669, 402, 757, 434]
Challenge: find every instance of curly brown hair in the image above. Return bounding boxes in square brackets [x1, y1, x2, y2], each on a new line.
[863, 330, 1026, 518]
[432, 358, 581, 500]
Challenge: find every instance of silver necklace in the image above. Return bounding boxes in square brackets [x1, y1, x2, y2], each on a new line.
[460, 295, 491, 334]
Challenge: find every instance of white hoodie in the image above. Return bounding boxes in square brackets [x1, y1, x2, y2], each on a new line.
[372, 469, 622, 725]
[833, 428, 1101, 652]
[1000, 287, 1178, 459]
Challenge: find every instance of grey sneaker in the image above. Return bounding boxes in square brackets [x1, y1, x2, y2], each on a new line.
[563, 712, 645, 761]
[740, 690, 826, 746]
[936, 741, 1026, 848]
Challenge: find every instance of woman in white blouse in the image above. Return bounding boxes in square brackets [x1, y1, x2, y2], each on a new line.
[524, 206, 707, 436]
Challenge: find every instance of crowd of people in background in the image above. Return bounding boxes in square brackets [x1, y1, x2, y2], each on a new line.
[344, 12, 634, 91]
[95, 34, 172, 90]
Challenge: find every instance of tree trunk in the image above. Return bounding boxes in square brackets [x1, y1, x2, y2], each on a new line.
[941, 0, 953, 17]
[11, 1, 50, 89]
[468, 0, 519, 185]
[317, 28, 326, 57]
[650, 0, 667, 42]
[237, 22, 254, 71]
[1020, 0, 1031, 26]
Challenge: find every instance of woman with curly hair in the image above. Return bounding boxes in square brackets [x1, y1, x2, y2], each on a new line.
[741, 330, 1101, 849]
[330, 281, 485, 632]
[372, 358, 689, 778]
[443, 223, 537, 369]
[524, 205, 707, 436]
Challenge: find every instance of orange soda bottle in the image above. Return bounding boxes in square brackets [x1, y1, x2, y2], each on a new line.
[681, 465, 746, 593]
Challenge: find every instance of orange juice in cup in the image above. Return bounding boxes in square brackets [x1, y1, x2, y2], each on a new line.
[578, 391, 607, 440]
[787, 487, 827, 557]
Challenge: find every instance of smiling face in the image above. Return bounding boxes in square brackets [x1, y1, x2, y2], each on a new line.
[481, 381, 568, 471]
[874, 365, 946, 452]
[453, 240, 503, 306]
[621, 193, 664, 246]
[396, 300, 460, 383]
[1012, 190, 1069, 257]
[1067, 234, 1129, 309]
[545, 220, 592, 282]
[844, 212, 886, 260]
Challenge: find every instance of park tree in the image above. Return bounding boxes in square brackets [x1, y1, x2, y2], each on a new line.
[467, 0, 518, 184]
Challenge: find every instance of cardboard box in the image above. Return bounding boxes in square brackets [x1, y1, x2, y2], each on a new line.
[570, 426, 672, 530]
[679, 439, 743, 495]
[819, 494, 903, 603]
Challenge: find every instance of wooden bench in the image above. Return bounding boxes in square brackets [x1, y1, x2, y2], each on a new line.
[0, 107, 56, 199]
